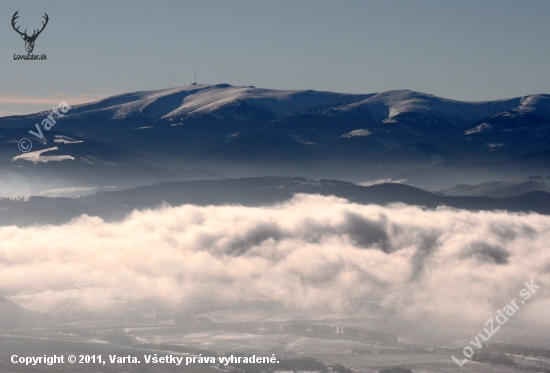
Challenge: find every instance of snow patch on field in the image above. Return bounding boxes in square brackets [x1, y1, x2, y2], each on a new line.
[339, 129, 372, 138]
[38, 187, 99, 197]
[357, 179, 407, 187]
[12, 147, 74, 164]
[464, 123, 492, 135]
[54, 135, 83, 144]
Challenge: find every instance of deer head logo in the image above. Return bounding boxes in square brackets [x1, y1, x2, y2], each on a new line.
[11, 11, 49, 54]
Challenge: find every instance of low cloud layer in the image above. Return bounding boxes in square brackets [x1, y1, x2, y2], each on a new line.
[0, 194, 548, 326]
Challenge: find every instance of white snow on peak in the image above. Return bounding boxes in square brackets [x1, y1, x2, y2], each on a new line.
[12, 147, 74, 164]
[68, 84, 372, 121]
[336, 89, 528, 125]
[62, 85, 550, 125]
[517, 94, 550, 116]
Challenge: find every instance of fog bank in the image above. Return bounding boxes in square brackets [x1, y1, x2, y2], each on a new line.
[1, 194, 548, 326]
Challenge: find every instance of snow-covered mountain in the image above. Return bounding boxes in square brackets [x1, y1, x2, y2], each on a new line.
[337, 90, 550, 126]
[14, 84, 550, 125]
[1, 84, 549, 186]
[33, 84, 373, 122]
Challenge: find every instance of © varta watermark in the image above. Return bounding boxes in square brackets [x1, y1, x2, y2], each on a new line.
[451, 279, 540, 367]
[17, 102, 71, 152]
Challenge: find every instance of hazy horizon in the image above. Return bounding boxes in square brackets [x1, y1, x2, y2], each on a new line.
[3, 0, 550, 116]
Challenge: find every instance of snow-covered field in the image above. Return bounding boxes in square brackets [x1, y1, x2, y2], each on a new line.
[133, 330, 532, 373]
[12, 147, 74, 163]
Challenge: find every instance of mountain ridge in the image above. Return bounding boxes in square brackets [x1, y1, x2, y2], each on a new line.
[2, 177, 550, 227]
[1, 84, 549, 187]
[4, 85, 550, 125]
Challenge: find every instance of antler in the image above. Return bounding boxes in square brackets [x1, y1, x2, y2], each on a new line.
[11, 11, 27, 37]
[30, 13, 49, 39]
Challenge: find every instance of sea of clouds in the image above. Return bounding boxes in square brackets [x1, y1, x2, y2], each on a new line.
[0, 194, 548, 326]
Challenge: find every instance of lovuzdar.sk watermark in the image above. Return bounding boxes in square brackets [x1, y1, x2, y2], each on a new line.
[452, 279, 541, 367]
[11, 10, 49, 60]
[14, 53, 47, 60]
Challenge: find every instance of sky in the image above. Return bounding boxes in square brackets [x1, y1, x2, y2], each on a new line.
[1, 0, 550, 115]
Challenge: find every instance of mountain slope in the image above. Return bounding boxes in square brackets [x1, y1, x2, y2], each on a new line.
[1, 84, 550, 183]
[5, 85, 549, 125]
[0, 297, 54, 329]
[2, 84, 373, 123]
[205, 131, 323, 164]
[441, 178, 550, 198]
[0, 127, 224, 195]
[1, 177, 550, 227]
[396, 148, 550, 190]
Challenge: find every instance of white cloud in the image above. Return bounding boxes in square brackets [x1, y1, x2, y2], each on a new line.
[0, 194, 548, 327]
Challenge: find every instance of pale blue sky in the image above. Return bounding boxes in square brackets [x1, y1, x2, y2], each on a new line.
[1, 0, 550, 115]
